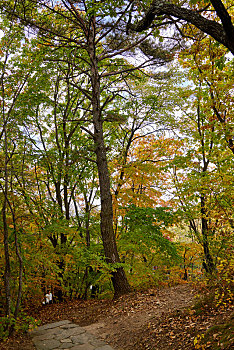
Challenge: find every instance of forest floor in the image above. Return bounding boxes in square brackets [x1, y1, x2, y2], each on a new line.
[1, 283, 233, 350]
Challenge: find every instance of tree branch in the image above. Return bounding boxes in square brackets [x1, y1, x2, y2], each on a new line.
[128, 0, 234, 54]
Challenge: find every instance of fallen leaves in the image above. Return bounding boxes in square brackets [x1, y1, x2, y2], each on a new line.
[2, 284, 233, 350]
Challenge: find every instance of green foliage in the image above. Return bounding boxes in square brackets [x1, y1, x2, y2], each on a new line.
[118, 205, 180, 288]
[0, 313, 40, 340]
[214, 258, 234, 309]
[193, 258, 233, 314]
[85, 0, 125, 18]
[195, 322, 234, 350]
[0, 2, 233, 340]
[62, 243, 109, 297]
[123, 205, 178, 256]
[193, 319, 234, 350]
[192, 256, 233, 349]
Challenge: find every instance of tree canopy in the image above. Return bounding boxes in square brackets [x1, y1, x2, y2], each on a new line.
[0, 0, 233, 340]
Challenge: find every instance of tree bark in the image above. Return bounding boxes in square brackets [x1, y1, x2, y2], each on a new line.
[200, 196, 215, 273]
[88, 18, 131, 298]
[2, 197, 11, 316]
[1, 0, 132, 298]
[1, 56, 11, 317]
[197, 95, 215, 274]
[13, 228, 23, 318]
[129, 0, 234, 55]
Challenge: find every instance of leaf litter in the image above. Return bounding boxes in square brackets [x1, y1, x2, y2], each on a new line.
[1, 284, 233, 350]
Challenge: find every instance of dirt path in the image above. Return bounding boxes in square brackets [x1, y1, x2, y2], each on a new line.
[1, 284, 196, 350]
[83, 284, 195, 350]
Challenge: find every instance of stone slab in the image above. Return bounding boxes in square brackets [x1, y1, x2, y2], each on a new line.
[58, 342, 74, 349]
[32, 327, 64, 342]
[96, 346, 115, 350]
[30, 320, 115, 350]
[61, 338, 72, 343]
[70, 332, 96, 344]
[33, 338, 61, 350]
[31, 320, 71, 334]
[90, 338, 106, 347]
[60, 324, 79, 330]
[69, 345, 95, 350]
[55, 327, 85, 341]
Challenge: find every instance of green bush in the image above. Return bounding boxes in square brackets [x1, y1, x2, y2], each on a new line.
[0, 313, 40, 340]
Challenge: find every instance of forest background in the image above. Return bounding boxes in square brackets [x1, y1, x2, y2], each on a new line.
[0, 0, 233, 344]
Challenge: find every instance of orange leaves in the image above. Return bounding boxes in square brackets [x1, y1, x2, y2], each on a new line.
[112, 137, 161, 208]
[111, 133, 184, 238]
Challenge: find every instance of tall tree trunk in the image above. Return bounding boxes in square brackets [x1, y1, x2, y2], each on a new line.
[13, 228, 23, 318]
[200, 195, 215, 273]
[2, 197, 11, 316]
[1, 68, 11, 316]
[88, 19, 131, 298]
[197, 90, 215, 274]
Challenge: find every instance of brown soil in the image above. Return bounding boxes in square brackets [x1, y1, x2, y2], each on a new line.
[82, 283, 195, 349]
[1, 283, 233, 350]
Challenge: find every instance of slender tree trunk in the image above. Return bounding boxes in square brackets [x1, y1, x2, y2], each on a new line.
[197, 91, 215, 274]
[8, 167, 24, 318]
[183, 249, 188, 281]
[2, 140, 11, 317]
[2, 198, 11, 316]
[13, 228, 23, 318]
[83, 203, 91, 300]
[200, 195, 215, 273]
[1, 67, 11, 316]
[88, 19, 131, 298]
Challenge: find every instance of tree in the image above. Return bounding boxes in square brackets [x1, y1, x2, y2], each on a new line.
[178, 26, 234, 154]
[118, 205, 179, 288]
[170, 62, 233, 273]
[1, 0, 174, 297]
[128, 0, 234, 55]
[0, 15, 37, 327]
[30, 62, 100, 300]
[106, 73, 180, 231]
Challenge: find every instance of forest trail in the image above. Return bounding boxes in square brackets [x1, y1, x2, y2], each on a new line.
[1, 284, 205, 350]
[31, 284, 195, 350]
[82, 284, 196, 349]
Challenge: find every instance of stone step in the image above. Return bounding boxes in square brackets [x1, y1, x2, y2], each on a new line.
[30, 320, 115, 350]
